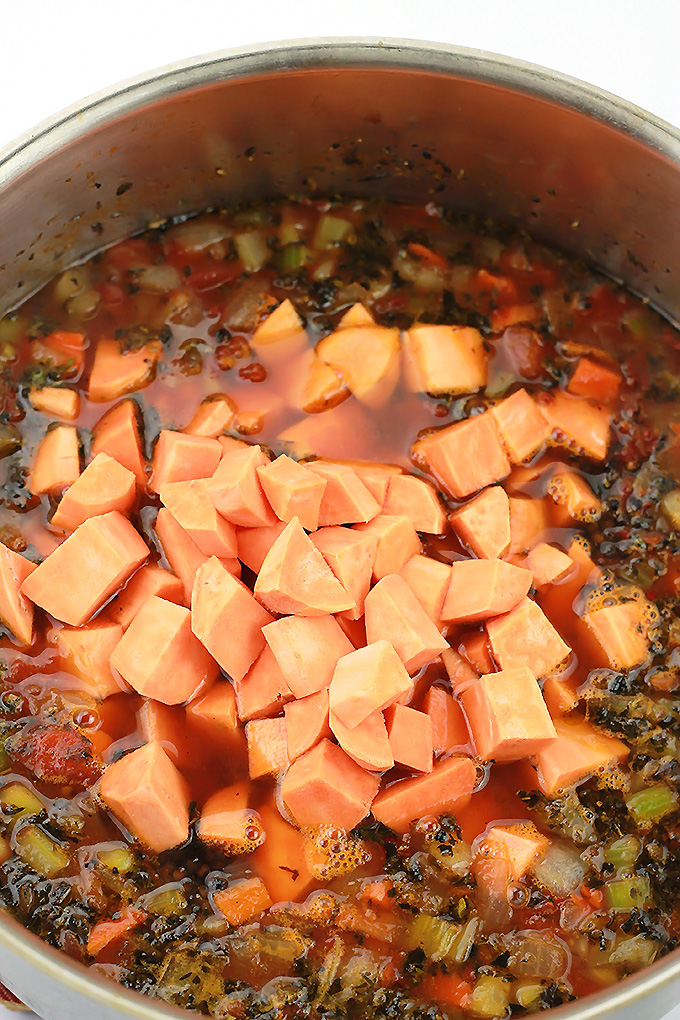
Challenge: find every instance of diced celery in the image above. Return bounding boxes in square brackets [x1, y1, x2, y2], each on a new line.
[605, 876, 650, 911]
[449, 916, 480, 964]
[0, 782, 44, 819]
[279, 243, 307, 273]
[234, 230, 270, 272]
[661, 490, 680, 530]
[604, 835, 641, 870]
[409, 913, 459, 962]
[144, 885, 188, 916]
[467, 974, 510, 1018]
[14, 824, 69, 878]
[313, 215, 352, 250]
[97, 846, 136, 874]
[626, 784, 678, 826]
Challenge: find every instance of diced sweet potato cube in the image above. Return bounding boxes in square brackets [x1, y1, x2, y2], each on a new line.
[450, 486, 511, 560]
[568, 357, 621, 403]
[197, 785, 265, 853]
[217, 436, 249, 454]
[235, 644, 293, 721]
[254, 518, 354, 616]
[398, 555, 451, 622]
[353, 515, 421, 580]
[284, 689, 331, 762]
[319, 459, 403, 504]
[0, 546, 36, 646]
[29, 386, 79, 420]
[213, 876, 272, 926]
[304, 461, 380, 526]
[150, 431, 221, 493]
[385, 704, 433, 773]
[330, 708, 394, 772]
[420, 685, 470, 750]
[329, 640, 413, 729]
[209, 445, 277, 528]
[365, 574, 448, 674]
[412, 413, 510, 499]
[547, 466, 603, 525]
[99, 741, 190, 853]
[479, 823, 548, 880]
[526, 543, 575, 589]
[442, 559, 533, 624]
[299, 356, 349, 414]
[22, 512, 149, 626]
[403, 324, 487, 395]
[461, 667, 557, 762]
[51, 452, 136, 532]
[459, 631, 495, 675]
[276, 395, 373, 461]
[338, 303, 375, 328]
[335, 615, 367, 649]
[311, 527, 377, 621]
[371, 754, 476, 833]
[247, 717, 289, 779]
[281, 738, 380, 831]
[89, 338, 161, 403]
[155, 508, 212, 603]
[29, 424, 80, 495]
[441, 649, 479, 696]
[91, 399, 146, 488]
[491, 389, 551, 464]
[316, 324, 401, 408]
[508, 496, 550, 556]
[138, 700, 192, 767]
[487, 597, 571, 677]
[534, 717, 629, 795]
[107, 564, 185, 629]
[263, 615, 353, 698]
[542, 675, 580, 717]
[184, 394, 237, 437]
[186, 682, 241, 747]
[111, 595, 218, 704]
[56, 620, 125, 699]
[383, 474, 446, 534]
[257, 455, 326, 532]
[253, 803, 315, 903]
[252, 298, 305, 346]
[584, 600, 650, 670]
[236, 521, 287, 573]
[192, 556, 273, 682]
[538, 390, 611, 460]
[160, 478, 237, 558]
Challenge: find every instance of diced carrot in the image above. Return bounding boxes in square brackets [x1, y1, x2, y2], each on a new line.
[257, 455, 326, 532]
[412, 413, 510, 499]
[297, 353, 349, 414]
[526, 542, 575, 588]
[421, 685, 471, 751]
[99, 741, 190, 852]
[338, 303, 375, 328]
[236, 521, 287, 574]
[28, 386, 80, 421]
[87, 906, 147, 958]
[442, 559, 533, 624]
[253, 803, 315, 902]
[107, 563, 185, 629]
[304, 461, 380, 526]
[330, 708, 394, 772]
[441, 649, 479, 695]
[247, 717, 290, 779]
[316, 324, 401, 408]
[364, 574, 448, 674]
[508, 496, 550, 556]
[235, 644, 293, 721]
[311, 526, 377, 622]
[398, 554, 451, 622]
[450, 486, 511, 560]
[281, 738, 380, 831]
[568, 357, 621, 403]
[487, 596, 571, 678]
[542, 674, 580, 717]
[34, 330, 86, 376]
[0, 546, 36, 647]
[209, 445, 277, 528]
[51, 452, 136, 532]
[537, 389, 611, 460]
[252, 298, 305, 346]
[150, 430, 221, 493]
[383, 474, 446, 534]
[192, 556, 273, 682]
[461, 667, 557, 762]
[478, 822, 548, 880]
[490, 303, 540, 332]
[547, 465, 603, 525]
[459, 631, 495, 675]
[329, 641, 413, 729]
[491, 388, 551, 463]
[407, 242, 449, 270]
[197, 785, 265, 853]
[55, 620, 125, 700]
[22, 512, 149, 626]
[137, 700, 192, 767]
[420, 973, 472, 1011]
[88, 338, 161, 402]
[186, 682, 242, 749]
[263, 615, 353, 698]
[254, 518, 354, 616]
[371, 754, 476, 833]
[284, 689, 331, 761]
[213, 877, 272, 927]
[402, 324, 487, 395]
[112, 595, 218, 704]
[91, 399, 147, 488]
[533, 717, 629, 795]
[184, 393, 237, 437]
[353, 515, 421, 580]
[155, 508, 212, 603]
[160, 478, 238, 559]
[385, 704, 433, 773]
[584, 600, 651, 670]
[29, 424, 80, 495]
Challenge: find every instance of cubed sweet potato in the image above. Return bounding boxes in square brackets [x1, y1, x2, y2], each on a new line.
[547, 466, 603, 525]
[364, 574, 448, 673]
[584, 600, 651, 670]
[412, 413, 510, 499]
[150, 431, 221, 493]
[160, 478, 238, 558]
[29, 386, 79, 421]
[106, 563, 185, 629]
[235, 645, 293, 722]
[491, 388, 551, 464]
[329, 640, 413, 729]
[461, 667, 557, 762]
[311, 526, 377, 621]
[353, 515, 421, 580]
[534, 717, 628, 795]
[385, 704, 434, 773]
[383, 474, 446, 534]
[449, 486, 511, 560]
[304, 461, 380, 526]
[88, 338, 161, 403]
[420, 685, 471, 751]
[29, 424, 80, 495]
[567, 357, 621, 403]
[487, 596, 571, 678]
[316, 324, 401, 408]
[330, 708, 394, 772]
[442, 559, 533, 624]
[538, 390, 611, 461]
[91, 399, 146, 488]
[0, 545, 36, 647]
[236, 521, 287, 574]
[398, 554, 451, 622]
[56, 620, 125, 700]
[213, 877, 272, 927]
[137, 700, 192, 767]
[281, 738, 380, 830]
[263, 615, 353, 698]
[284, 689, 331, 762]
[526, 542, 575, 589]
[247, 718, 290, 779]
[51, 452, 136, 532]
[209, 445, 277, 528]
[184, 394, 237, 437]
[257, 455, 327, 532]
[197, 785, 265, 854]
[371, 754, 476, 833]
[402, 324, 487, 396]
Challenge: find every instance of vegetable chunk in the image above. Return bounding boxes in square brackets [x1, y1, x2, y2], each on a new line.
[383, 474, 446, 534]
[0, 545, 36, 646]
[413, 413, 510, 498]
[534, 717, 629, 795]
[160, 478, 238, 558]
[247, 718, 290, 779]
[51, 452, 136, 531]
[449, 486, 511, 560]
[316, 324, 400, 407]
[209, 445, 277, 527]
[353, 515, 421, 580]
[487, 597, 571, 677]
[257, 454, 326, 531]
[285, 689, 331, 762]
[106, 563, 184, 629]
[584, 600, 651, 670]
[213, 877, 272, 927]
[330, 709, 394, 772]
[491, 388, 551, 464]
[311, 527, 377, 621]
[403, 324, 487, 395]
[371, 755, 476, 833]
[538, 390, 611, 460]
[197, 785, 265, 854]
[442, 559, 533, 624]
[385, 704, 434, 773]
[461, 668, 557, 762]
[88, 338, 161, 403]
[398, 554, 451, 622]
[263, 615, 353, 698]
[29, 424, 80, 495]
[235, 645, 293, 721]
[329, 641, 413, 729]
[151, 431, 221, 492]
[281, 738, 380, 831]
[364, 574, 448, 673]
[422, 685, 471, 750]
[56, 620, 125, 699]
[304, 461, 380, 526]
[91, 399, 146, 487]
[29, 386, 79, 421]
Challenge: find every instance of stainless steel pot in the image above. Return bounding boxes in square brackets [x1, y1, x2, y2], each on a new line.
[0, 37, 679, 1020]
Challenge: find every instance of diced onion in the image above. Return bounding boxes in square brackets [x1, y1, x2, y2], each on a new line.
[166, 219, 231, 252]
[136, 264, 182, 294]
[532, 843, 585, 897]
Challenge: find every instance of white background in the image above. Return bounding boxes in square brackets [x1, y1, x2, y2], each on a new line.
[0, 0, 679, 1017]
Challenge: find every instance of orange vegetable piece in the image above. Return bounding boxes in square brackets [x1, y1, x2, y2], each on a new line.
[29, 424, 80, 495]
[55, 620, 125, 700]
[305, 461, 380, 526]
[526, 542, 575, 588]
[0, 546, 36, 646]
[398, 554, 451, 622]
[155, 507, 213, 603]
[150, 430, 221, 493]
[88, 337, 161, 402]
[213, 876, 272, 927]
[508, 496, 550, 556]
[28, 386, 80, 421]
[338, 303, 375, 329]
[281, 738, 380, 831]
[403, 324, 487, 396]
[487, 596, 571, 678]
[421, 685, 470, 750]
[22, 511, 149, 626]
[252, 298, 305, 346]
[197, 785, 265, 853]
[383, 474, 446, 534]
[413, 412, 510, 499]
[235, 644, 293, 722]
[450, 486, 511, 560]
[257, 454, 327, 532]
[385, 704, 434, 773]
[316, 324, 401, 408]
[91, 399, 146, 488]
[441, 648, 479, 695]
[584, 600, 651, 670]
[186, 682, 242, 749]
[330, 708, 394, 772]
[99, 741, 190, 853]
[319, 458, 402, 504]
[236, 521, 287, 573]
[246, 717, 290, 779]
[459, 631, 495, 675]
[353, 515, 421, 580]
[252, 803, 315, 902]
[547, 465, 603, 525]
[490, 303, 540, 332]
[371, 754, 476, 833]
[184, 393, 237, 437]
[51, 452, 136, 532]
[442, 559, 533, 624]
[491, 388, 551, 464]
[36, 330, 86, 376]
[137, 700, 192, 767]
[479, 822, 548, 880]
[419, 973, 472, 1011]
[534, 717, 629, 795]
[364, 574, 448, 674]
[299, 356, 349, 414]
[284, 689, 331, 762]
[538, 389, 611, 460]
[160, 478, 238, 558]
[263, 615, 353, 698]
[87, 906, 147, 958]
[329, 641, 413, 729]
[311, 526, 377, 621]
[461, 667, 557, 762]
[209, 444, 277, 528]
[254, 517, 354, 616]
[568, 357, 621, 403]
[542, 674, 580, 717]
[107, 563, 185, 629]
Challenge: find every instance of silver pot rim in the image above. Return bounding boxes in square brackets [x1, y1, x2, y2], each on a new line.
[0, 36, 679, 1020]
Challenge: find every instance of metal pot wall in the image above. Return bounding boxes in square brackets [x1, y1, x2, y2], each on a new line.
[0, 37, 679, 1020]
